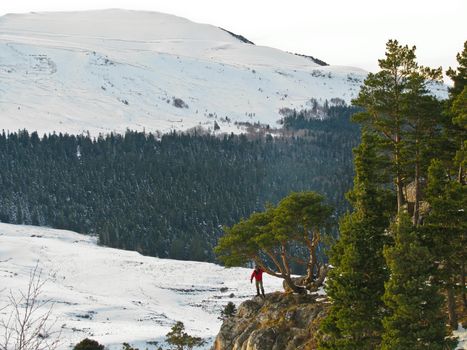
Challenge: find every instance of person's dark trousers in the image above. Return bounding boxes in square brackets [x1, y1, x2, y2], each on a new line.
[256, 280, 265, 296]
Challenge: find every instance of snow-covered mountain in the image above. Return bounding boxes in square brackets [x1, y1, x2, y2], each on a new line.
[0, 9, 373, 136]
[0, 223, 284, 349]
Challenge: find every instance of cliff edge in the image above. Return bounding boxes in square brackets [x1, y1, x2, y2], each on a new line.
[213, 292, 326, 350]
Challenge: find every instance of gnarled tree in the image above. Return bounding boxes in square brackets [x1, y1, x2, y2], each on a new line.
[215, 191, 333, 293]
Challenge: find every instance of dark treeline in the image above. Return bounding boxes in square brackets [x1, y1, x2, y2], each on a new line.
[0, 108, 359, 261]
[281, 104, 361, 134]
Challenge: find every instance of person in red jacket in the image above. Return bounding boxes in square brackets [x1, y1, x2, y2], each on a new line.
[250, 265, 265, 297]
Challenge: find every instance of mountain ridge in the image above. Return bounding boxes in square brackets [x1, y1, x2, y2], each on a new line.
[0, 9, 377, 136]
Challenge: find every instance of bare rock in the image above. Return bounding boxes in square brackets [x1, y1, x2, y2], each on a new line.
[212, 292, 327, 350]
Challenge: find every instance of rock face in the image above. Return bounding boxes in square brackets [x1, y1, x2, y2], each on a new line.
[213, 292, 326, 350]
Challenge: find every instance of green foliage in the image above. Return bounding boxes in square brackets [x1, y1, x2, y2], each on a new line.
[73, 338, 105, 350]
[219, 301, 237, 320]
[165, 321, 205, 350]
[382, 214, 455, 350]
[451, 87, 467, 130]
[424, 159, 467, 328]
[322, 39, 463, 350]
[446, 40, 467, 131]
[215, 191, 333, 292]
[319, 132, 393, 350]
[446, 41, 467, 98]
[272, 192, 333, 242]
[446, 41, 467, 186]
[352, 39, 442, 215]
[215, 208, 275, 267]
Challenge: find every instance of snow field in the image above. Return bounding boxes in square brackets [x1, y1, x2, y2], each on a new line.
[0, 223, 284, 349]
[0, 9, 374, 136]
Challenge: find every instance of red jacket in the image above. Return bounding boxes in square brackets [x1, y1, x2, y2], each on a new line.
[250, 268, 264, 282]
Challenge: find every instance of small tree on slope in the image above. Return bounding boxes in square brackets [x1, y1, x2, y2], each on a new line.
[166, 321, 205, 350]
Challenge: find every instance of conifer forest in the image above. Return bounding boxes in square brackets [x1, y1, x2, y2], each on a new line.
[0, 104, 359, 261]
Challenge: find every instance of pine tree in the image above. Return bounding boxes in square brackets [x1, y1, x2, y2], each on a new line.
[422, 41, 467, 328]
[319, 132, 394, 349]
[424, 160, 467, 330]
[446, 40, 467, 185]
[73, 338, 105, 350]
[219, 302, 237, 320]
[215, 191, 333, 293]
[353, 39, 441, 214]
[165, 321, 205, 350]
[446, 41, 467, 98]
[382, 214, 455, 350]
[322, 40, 463, 350]
[402, 76, 443, 225]
[271, 192, 333, 287]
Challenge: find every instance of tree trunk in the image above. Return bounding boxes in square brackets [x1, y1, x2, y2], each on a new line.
[462, 262, 467, 310]
[304, 247, 317, 285]
[280, 243, 291, 277]
[458, 140, 465, 185]
[304, 230, 320, 285]
[395, 133, 405, 215]
[458, 163, 464, 185]
[283, 275, 306, 294]
[261, 250, 304, 294]
[447, 285, 458, 330]
[262, 250, 285, 277]
[413, 149, 421, 226]
[305, 255, 317, 285]
[307, 265, 329, 292]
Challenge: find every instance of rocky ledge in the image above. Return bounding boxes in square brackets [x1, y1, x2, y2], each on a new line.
[213, 292, 326, 350]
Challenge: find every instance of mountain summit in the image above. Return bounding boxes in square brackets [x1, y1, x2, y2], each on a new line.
[0, 9, 367, 135]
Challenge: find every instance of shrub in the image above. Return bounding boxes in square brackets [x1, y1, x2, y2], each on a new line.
[219, 301, 237, 320]
[172, 97, 188, 109]
[73, 338, 105, 350]
[166, 321, 205, 350]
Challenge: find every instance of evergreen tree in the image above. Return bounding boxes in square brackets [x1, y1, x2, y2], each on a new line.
[446, 40, 467, 185]
[424, 160, 467, 329]
[165, 321, 205, 350]
[353, 39, 441, 214]
[215, 191, 333, 293]
[320, 132, 394, 349]
[219, 302, 237, 320]
[402, 76, 443, 225]
[73, 338, 105, 350]
[322, 40, 463, 349]
[272, 192, 333, 287]
[422, 41, 467, 328]
[446, 41, 467, 98]
[382, 214, 456, 350]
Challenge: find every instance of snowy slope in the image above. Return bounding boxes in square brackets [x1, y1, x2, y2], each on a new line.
[0, 223, 284, 349]
[0, 9, 378, 136]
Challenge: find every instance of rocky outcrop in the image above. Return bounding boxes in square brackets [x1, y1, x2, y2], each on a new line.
[213, 292, 326, 350]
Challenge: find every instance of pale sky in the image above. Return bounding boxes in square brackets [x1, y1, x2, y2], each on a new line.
[1, 0, 466, 76]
